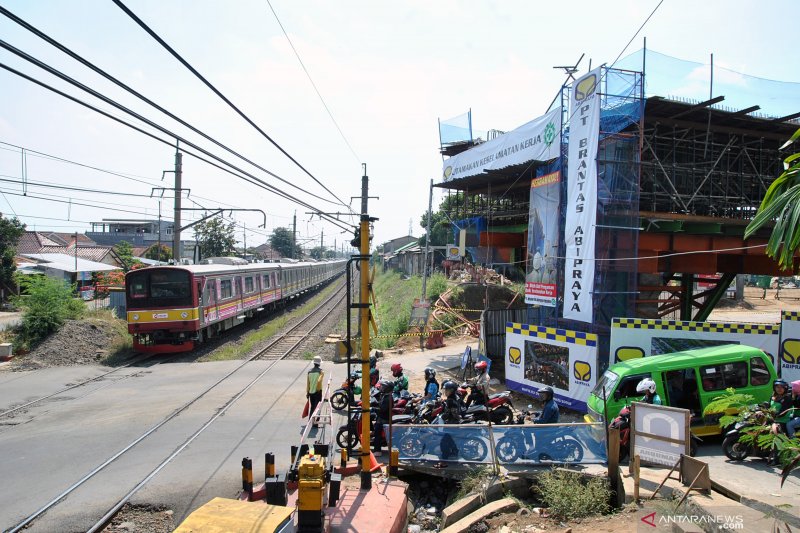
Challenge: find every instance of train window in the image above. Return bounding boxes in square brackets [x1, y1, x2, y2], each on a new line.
[127, 269, 191, 307]
[220, 279, 233, 299]
[150, 271, 191, 298]
[203, 280, 216, 304]
[263, 274, 271, 289]
[130, 279, 147, 299]
[245, 277, 254, 293]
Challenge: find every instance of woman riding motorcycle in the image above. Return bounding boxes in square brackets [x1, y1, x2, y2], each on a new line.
[422, 367, 439, 405]
[787, 380, 800, 438]
[465, 360, 490, 407]
[391, 363, 409, 395]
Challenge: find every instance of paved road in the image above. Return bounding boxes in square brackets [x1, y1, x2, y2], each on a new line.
[0, 359, 348, 532]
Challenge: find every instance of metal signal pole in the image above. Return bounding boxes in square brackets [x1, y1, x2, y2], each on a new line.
[172, 144, 183, 263]
[359, 164, 372, 490]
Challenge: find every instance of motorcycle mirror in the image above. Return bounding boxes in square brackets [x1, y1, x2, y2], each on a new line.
[527, 404, 533, 409]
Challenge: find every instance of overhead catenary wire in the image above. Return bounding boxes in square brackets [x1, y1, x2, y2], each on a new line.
[0, 59, 354, 233]
[109, 0, 354, 212]
[0, 7, 343, 210]
[265, 0, 361, 164]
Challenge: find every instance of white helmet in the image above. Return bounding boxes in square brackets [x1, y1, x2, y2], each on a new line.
[636, 378, 656, 394]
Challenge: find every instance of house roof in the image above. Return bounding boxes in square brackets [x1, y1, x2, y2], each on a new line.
[39, 245, 116, 263]
[20, 253, 121, 273]
[393, 240, 420, 254]
[16, 231, 64, 254]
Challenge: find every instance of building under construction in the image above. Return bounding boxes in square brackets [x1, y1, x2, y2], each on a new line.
[436, 49, 799, 356]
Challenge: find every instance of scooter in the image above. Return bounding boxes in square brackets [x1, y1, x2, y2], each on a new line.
[609, 406, 632, 461]
[330, 372, 362, 411]
[722, 403, 776, 461]
[459, 384, 515, 424]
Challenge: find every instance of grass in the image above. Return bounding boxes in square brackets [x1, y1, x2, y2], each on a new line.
[452, 466, 494, 501]
[85, 308, 136, 366]
[535, 469, 611, 519]
[199, 281, 341, 362]
[372, 270, 422, 349]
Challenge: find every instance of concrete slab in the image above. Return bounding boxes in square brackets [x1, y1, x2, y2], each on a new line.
[327, 479, 408, 533]
[174, 497, 294, 532]
[439, 497, 519, 533]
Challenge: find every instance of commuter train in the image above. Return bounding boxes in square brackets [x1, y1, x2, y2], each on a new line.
[125, 258, 346, 353]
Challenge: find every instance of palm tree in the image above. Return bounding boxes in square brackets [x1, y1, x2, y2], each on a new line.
[744, 128, 800, 269]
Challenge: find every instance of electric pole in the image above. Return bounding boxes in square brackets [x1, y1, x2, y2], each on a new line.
[292, 210, 297, 260]
[320, 228, 324, 250]
[358, 164, 373, 490]
[421, 178, 433, 302]
[172, 144, 182, 263]
[243, 222, 247, 260]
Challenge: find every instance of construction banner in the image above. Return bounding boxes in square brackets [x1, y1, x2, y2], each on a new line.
[525, 171, 560, 307]
[442, 107, 561, 182]
[505, 322, 598, 412]
[609, 317, 780, 368]
[564, 68, 601, 323]
[779, 311, 800, 382]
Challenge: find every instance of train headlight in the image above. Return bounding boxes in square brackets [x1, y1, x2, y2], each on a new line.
[132, 314, 139, 321]
[181, 312, 188, 319]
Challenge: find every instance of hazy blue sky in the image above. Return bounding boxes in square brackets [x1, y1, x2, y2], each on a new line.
[0, 0, 797, 248]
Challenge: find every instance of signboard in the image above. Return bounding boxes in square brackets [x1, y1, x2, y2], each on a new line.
[408, 298, 431, 328]
[442, 107, 561, 182]
[505, 322, 597, 412]
[525, 171, 560, 307]
[631, 402, 690, 467]
[780, 311, 800, 382]
[564, 68, 601, 323]
[609, 317, 780, 367]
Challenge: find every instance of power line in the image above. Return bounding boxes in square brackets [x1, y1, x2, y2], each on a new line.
[609, 0, 664, 68]
[265, 0, 361, 164]
[0, 174, 156, 198]
[0, 8, 344, 210]
[0, 57, 354, 233]
[110, 0, 354, 212]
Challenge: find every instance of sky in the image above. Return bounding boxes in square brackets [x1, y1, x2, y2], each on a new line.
[0, 0, 797, 251]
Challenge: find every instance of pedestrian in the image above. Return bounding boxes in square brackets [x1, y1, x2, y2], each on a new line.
[307, 355, 324, 420]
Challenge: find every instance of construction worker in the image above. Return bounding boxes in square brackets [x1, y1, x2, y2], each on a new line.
[307, 355, 324, 419]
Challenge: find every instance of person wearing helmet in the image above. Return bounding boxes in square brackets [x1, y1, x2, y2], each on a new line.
[768, 379, 793, 464]
[533, 386, 560, 424]
[391, 363, 409, 395]
[369, 355, 380, 388]
[306, 355, 324, 420]
[422, 367, 439, 405]
[373, 378, 395, 449]
[636, 378, 661, 405]
[466, 360, 490, 407]
[440, 380, 461, 424]
[786, 380, 800, 438]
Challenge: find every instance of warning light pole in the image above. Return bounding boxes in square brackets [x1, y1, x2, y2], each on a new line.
[358, 164, 373, 490]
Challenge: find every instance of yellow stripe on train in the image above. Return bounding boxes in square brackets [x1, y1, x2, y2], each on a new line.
[128, 308, 200, 323]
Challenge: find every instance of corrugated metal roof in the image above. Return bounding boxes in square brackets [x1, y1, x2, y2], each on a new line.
[393, 240, 420, 254]
[21, 254, 121, 273]
[39, 245, 115, 263]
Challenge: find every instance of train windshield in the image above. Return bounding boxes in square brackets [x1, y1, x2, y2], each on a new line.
[127, 269, 192, 308]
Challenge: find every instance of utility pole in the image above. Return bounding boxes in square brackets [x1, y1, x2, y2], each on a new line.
[358, 164, 373, 490]
[292, 210, 297, 260]
[157, 199, 162, 260]
[172, 144, 183, 263]
[74, 231, 78, 287]
[421, 178, 434, 302]
[320, 228, 324, 249]
[243, 222, 247, 260]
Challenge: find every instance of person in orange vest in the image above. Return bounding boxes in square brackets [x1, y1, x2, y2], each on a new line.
[307, 356, 324, 419]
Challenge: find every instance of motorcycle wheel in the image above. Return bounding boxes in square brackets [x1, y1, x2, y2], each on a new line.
[336, 427, 360, 450]
[461, 437, 489, 462]
[722, 433, 749, 461]
[491, 406, 514, 425]
[330, 391, 349, 411]
[398, 436, 425, 458]
[495, 436, 520, 463]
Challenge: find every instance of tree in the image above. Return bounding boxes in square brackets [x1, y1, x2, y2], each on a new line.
[143, 243, 172, 262]
[13, 274, 84, 350]
[324, 249, 337, 259]
[419, 196, 458, 247]
[195, 217, 236, 258]
[270, 227, 300, 259]
[113, 240, 140, 272]
[0, 216, 25, 293]
[745, 128, 800, 269]
[309, 246, 326, 260]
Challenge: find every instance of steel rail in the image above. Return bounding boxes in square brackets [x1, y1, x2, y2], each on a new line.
[0, 354, 155, 419]
[7, 276, 344, 533]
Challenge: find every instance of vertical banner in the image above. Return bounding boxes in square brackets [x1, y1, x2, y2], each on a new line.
[525, 171, 560, 306]
[505, 322, 598, 412]
[780, 311, 800, 382]
[564, 68, 601, 323]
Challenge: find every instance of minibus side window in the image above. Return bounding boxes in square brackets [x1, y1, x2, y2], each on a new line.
[615, 373, 651, 400]
[700, 361, 747, 391]
[750, 357, 771, 386]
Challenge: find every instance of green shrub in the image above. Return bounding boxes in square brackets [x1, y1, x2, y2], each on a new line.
[427, 273, 449, 303]
[536, 469, 610, 519]
[12, 275, 85, 351]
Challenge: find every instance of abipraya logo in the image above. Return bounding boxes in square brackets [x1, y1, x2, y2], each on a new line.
[640, 510, 744, 530]
[508, 346, 521, 366]
[543, 121, 556, 147]
[780, 338, 800, 367]
[574, 73, 598, 102]
[572, 361, 591, 386]
[443, 166, 453, 180]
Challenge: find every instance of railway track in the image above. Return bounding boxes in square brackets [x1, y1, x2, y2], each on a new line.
[6, 275, 349, 533]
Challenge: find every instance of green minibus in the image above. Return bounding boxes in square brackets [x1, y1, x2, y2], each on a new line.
[585, 345, 777, 436]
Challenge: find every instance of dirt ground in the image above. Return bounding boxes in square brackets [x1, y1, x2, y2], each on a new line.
[708, 286, 800, 323]
[483, 504, 640, 533]
[100, 503, 174, 533]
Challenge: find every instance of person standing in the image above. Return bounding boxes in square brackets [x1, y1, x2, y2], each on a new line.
[306, 356, 324, 419]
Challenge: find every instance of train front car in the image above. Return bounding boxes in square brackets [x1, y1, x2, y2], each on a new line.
[126, 267, 200, 353]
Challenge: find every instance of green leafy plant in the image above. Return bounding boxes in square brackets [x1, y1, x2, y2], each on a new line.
[744, 128, 800, 269]
[536, 469, 610, 519]
[12, 275, 85, 351]
[772, 434, 800, 487]
[702, 388, 757, 428]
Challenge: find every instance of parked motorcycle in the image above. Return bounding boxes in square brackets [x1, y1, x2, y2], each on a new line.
[459, 384, 515, 424]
